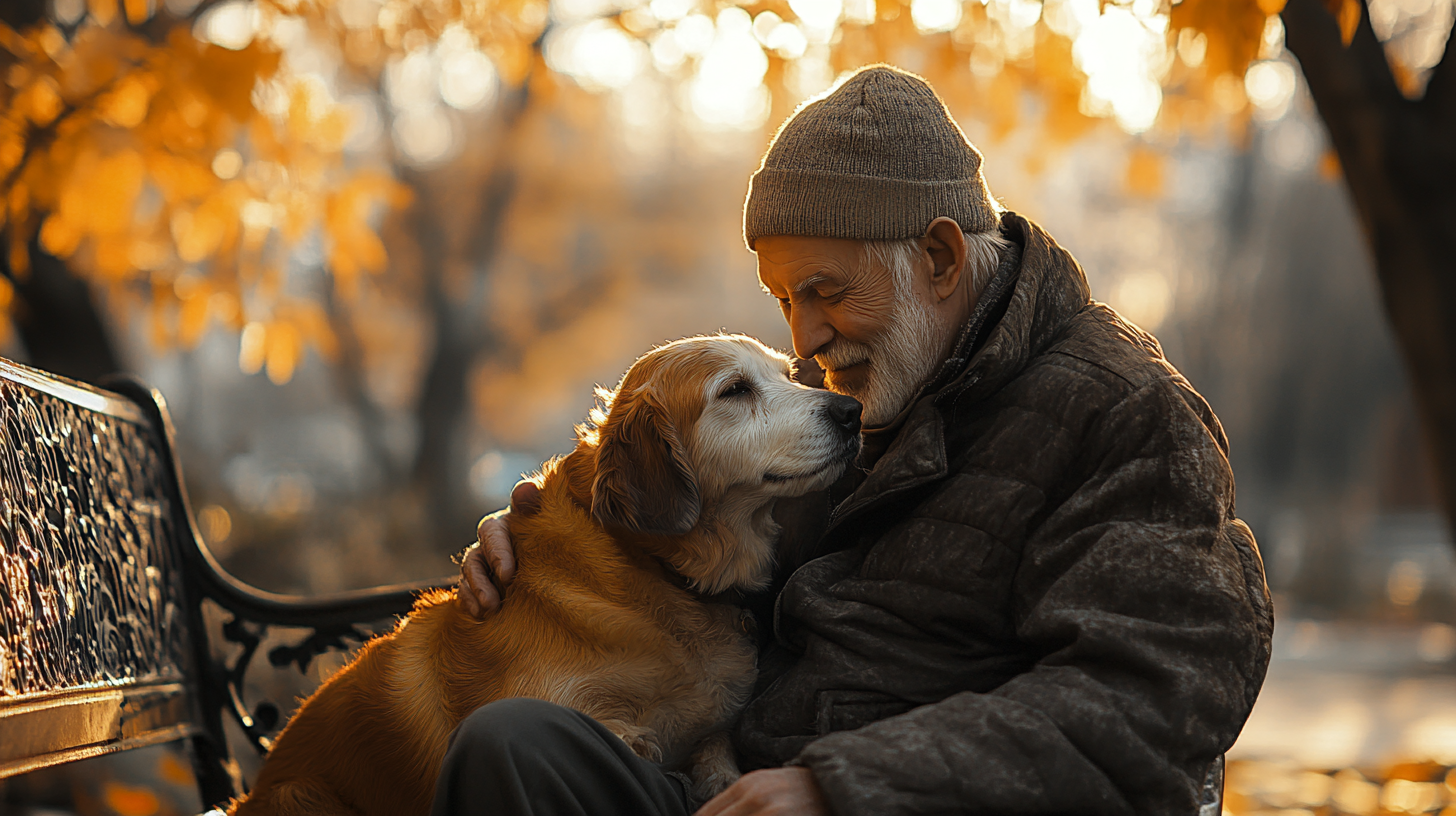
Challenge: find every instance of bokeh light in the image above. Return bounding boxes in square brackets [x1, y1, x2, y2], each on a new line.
[1111, 270, 1171, 331]
[911, 0, 962, 35]
[196, 0, 258, 50]
[547, 20, 650, 91]
[1245, 59, 1298, 120]
[688, 8, 771, 129]
[1072, 5, 1169, 134]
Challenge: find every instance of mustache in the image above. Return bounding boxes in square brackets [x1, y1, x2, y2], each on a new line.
[816, 339, 875, 372]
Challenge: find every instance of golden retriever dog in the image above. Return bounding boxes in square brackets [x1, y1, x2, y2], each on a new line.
[228, 334, 863, 816]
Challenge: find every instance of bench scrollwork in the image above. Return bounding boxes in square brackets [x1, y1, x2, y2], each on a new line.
[0, 358, 453, 809]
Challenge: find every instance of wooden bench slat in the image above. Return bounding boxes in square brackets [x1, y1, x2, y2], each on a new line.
[0, 682, 194, 778]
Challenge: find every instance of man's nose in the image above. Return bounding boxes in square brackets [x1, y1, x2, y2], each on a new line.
[788, 301, 835, 361]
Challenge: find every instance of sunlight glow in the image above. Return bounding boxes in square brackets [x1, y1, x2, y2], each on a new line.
[912, 0, 962, 34]
[651, 31, 687, 70]
[1072, 6, 1168, 133]
[438, 27, 499, 112]
[1042, 0, 1098, 37]
[1177, 28, 1208, 67]
[336, 0, 380, 29]
[1405, 714, 1456, 764]
[1245, 59, 1297, 120]
[752, 11, 783, 44]
[786, 49, 834, 99]
[52, 0, 86, 25]
[385, 50, 439, 113]
[547, 20, 649, 90]
[688, 8, 771, 129]
[522, 0, 1257, 137]
[1112, 271, 1170, 331]
[196, 0, 258, 50]
[1005, 0, 1042, 30]
[393, 106, 459, 165]
[211, 148, 243, 180]
[789, 0, 843, 33]
[1370, 0, 1456, 74]
[765, 22, 808, 59]
[844, 0, 876, 24]
[674, 14, 716, 55]
[650, 0, 693, 22]
[970, 44, 1003, 77]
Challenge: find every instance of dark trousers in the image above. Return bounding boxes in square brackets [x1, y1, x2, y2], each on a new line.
[429, 698, 694, 816]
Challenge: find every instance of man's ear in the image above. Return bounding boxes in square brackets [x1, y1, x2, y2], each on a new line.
[591, 390, 702, 536]
[924, 216, 968, 301]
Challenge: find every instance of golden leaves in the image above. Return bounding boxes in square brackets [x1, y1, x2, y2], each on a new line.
[325, 172, 412, 295]
[88, 0, 119, 28]
[1324, 0, 1362, 45]
[0, 10, 409, 383]
[97, 72, 153, 127]
[238, 303, 337, 384]
[14, 76, 63, 126]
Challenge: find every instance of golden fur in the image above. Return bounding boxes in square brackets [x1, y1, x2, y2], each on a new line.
[228, 334, 862, 816]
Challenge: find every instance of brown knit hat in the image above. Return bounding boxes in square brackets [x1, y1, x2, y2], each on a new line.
[743, 64, 998, 249]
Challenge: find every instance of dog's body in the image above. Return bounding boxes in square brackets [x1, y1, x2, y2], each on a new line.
[230, 335, 862, 816]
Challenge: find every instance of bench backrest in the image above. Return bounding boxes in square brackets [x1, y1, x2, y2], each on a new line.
[0, 357, 448, 809]
[0, 358, 206, 782]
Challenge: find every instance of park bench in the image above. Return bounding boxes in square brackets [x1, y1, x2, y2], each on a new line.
[0, 355, 453, 811]
[0, 354, 1227, 815]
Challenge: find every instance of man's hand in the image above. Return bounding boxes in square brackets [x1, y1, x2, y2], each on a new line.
[694, 768, 830, 816]
[458, 480, 541, 618]
[792, 357, 826, 389]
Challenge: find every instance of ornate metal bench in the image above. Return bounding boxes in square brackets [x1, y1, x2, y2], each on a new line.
[0, 356, 453, 811]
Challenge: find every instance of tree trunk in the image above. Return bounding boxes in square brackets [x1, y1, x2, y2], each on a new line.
[1282, 0, 1456, 531]
[1, 241, 122, 383]
[408, 78, 533, 530]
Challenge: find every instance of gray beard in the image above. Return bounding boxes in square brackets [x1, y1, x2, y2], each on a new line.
[816, 289, 951, 428]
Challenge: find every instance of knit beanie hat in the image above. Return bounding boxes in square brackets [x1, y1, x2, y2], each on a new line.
[743, 64, 998, 249]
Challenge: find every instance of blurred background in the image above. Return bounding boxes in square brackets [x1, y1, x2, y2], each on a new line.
[1, 0, 1455, 812]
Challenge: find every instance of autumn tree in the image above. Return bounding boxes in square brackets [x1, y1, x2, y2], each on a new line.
[4, 0, 1455, 543]
[1280, 0, 1456, 536]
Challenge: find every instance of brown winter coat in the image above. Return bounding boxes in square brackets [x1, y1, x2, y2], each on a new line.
[734, 212, 1275, 815]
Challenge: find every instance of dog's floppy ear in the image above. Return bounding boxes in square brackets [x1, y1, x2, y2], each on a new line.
[591, 389, 701, 536]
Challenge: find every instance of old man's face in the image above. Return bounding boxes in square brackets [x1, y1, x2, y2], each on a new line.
[756, 235, 948, 427]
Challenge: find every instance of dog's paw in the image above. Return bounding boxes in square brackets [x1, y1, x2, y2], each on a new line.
[602, 720, 663, 762]
[688, 732, 741, 802]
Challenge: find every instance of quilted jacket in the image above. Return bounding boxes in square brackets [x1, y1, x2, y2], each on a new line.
[734, 212, 1274, 815]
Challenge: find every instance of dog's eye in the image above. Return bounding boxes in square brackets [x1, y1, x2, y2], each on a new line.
[719, 380, 753, 399]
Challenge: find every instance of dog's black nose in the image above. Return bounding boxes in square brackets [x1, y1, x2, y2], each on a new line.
[827, 395, 862, 435]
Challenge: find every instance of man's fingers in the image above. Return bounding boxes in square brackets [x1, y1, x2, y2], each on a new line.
[479, 516, 517, 584]
[693, 780, 745, 816]
[510, 480, 543, 516]
[458, 561, 481, 617]
[460, 545, 502, 617]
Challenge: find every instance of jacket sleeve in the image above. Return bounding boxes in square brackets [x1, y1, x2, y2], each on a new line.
[792, 376, 1274, 815]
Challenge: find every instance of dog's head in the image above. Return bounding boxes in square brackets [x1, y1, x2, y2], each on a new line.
[585, 335, 861, 587]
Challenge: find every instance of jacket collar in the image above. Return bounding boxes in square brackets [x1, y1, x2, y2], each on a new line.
[825, 212, 1093, 531]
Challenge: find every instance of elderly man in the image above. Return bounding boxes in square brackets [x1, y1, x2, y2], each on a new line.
[437, 65, 1273, 816]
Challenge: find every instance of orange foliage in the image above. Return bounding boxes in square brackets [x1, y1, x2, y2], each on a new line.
[0, 11, 414, 379]
[0, 0, 1308, 381]
[1324, 0, 1363, 45]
